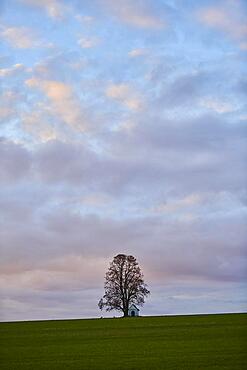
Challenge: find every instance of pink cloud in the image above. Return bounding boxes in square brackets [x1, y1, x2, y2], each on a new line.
[197, 0, 247, 48]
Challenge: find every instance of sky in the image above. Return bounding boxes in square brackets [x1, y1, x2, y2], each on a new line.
[0, 0, 247, 321]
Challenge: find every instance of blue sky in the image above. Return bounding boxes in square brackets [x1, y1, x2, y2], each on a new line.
[0, 0, 247, 321]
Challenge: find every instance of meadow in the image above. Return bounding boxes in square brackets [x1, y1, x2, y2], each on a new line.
[1, 313, 246, 370]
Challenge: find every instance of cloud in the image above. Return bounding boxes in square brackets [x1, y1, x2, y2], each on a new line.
[105, 112, 247, 197]
[0, 138, 31, 183]
[239, 42, 247, 50]
[0, 0, 246, 321]
[20, 0, 67, 19]
[78, 37, 100, 49]
[22, 108, 58, 142]
[26, 51, 87, 80]
[197, 0, 247, 48]
[199, 97, 236, 114]
[128, 48, 148, 57]
[106, 83, 143, 111]
[0, 255, 107, 291]
[0, 137, 246, 320]
[1, 190, 246, 286]
[26, 78, 72, 100]
[82, 193, 112, 207]
[75, 15, 94, 24]
[158, 71, 210, 108]
[1, 26, 39, 49]
[0, 63, 24, 78]
[25, 78, 88, 131]
[101, 0, 165, 29]
[33, 140, 96, 185]
[152, 193, 202, 213]
[0, 91, 20, 122]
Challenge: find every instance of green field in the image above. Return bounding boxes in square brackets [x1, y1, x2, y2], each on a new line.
[1, 313, 246, 370]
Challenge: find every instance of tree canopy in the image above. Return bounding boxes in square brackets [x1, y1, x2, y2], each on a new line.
[98, 254, 150, 317]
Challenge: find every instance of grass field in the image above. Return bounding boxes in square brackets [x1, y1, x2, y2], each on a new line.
[1, 313, 246, 369]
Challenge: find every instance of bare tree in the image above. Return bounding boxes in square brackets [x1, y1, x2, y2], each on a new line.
[98, 254, 150, 317]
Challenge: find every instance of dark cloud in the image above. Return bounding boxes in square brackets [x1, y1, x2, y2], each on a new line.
[104, 113, 247, 195]
[35, 140, 96, 184]
[159, 71, 210, 107]
[0, 138, 31, 183]
[1, 196, 246, 280]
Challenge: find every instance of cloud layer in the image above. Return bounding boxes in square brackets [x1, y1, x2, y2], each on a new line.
[0, 0, 246, 321]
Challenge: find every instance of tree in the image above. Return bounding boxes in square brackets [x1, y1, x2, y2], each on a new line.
[98, 254, 150, 317]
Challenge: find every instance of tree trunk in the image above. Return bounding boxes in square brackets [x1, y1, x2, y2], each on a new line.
[123, 308, 129, 317]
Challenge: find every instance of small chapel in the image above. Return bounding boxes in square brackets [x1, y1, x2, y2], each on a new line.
[128, 304, 140, 317]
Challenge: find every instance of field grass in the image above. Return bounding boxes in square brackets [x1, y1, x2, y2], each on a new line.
[0, 313, 246, 369]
